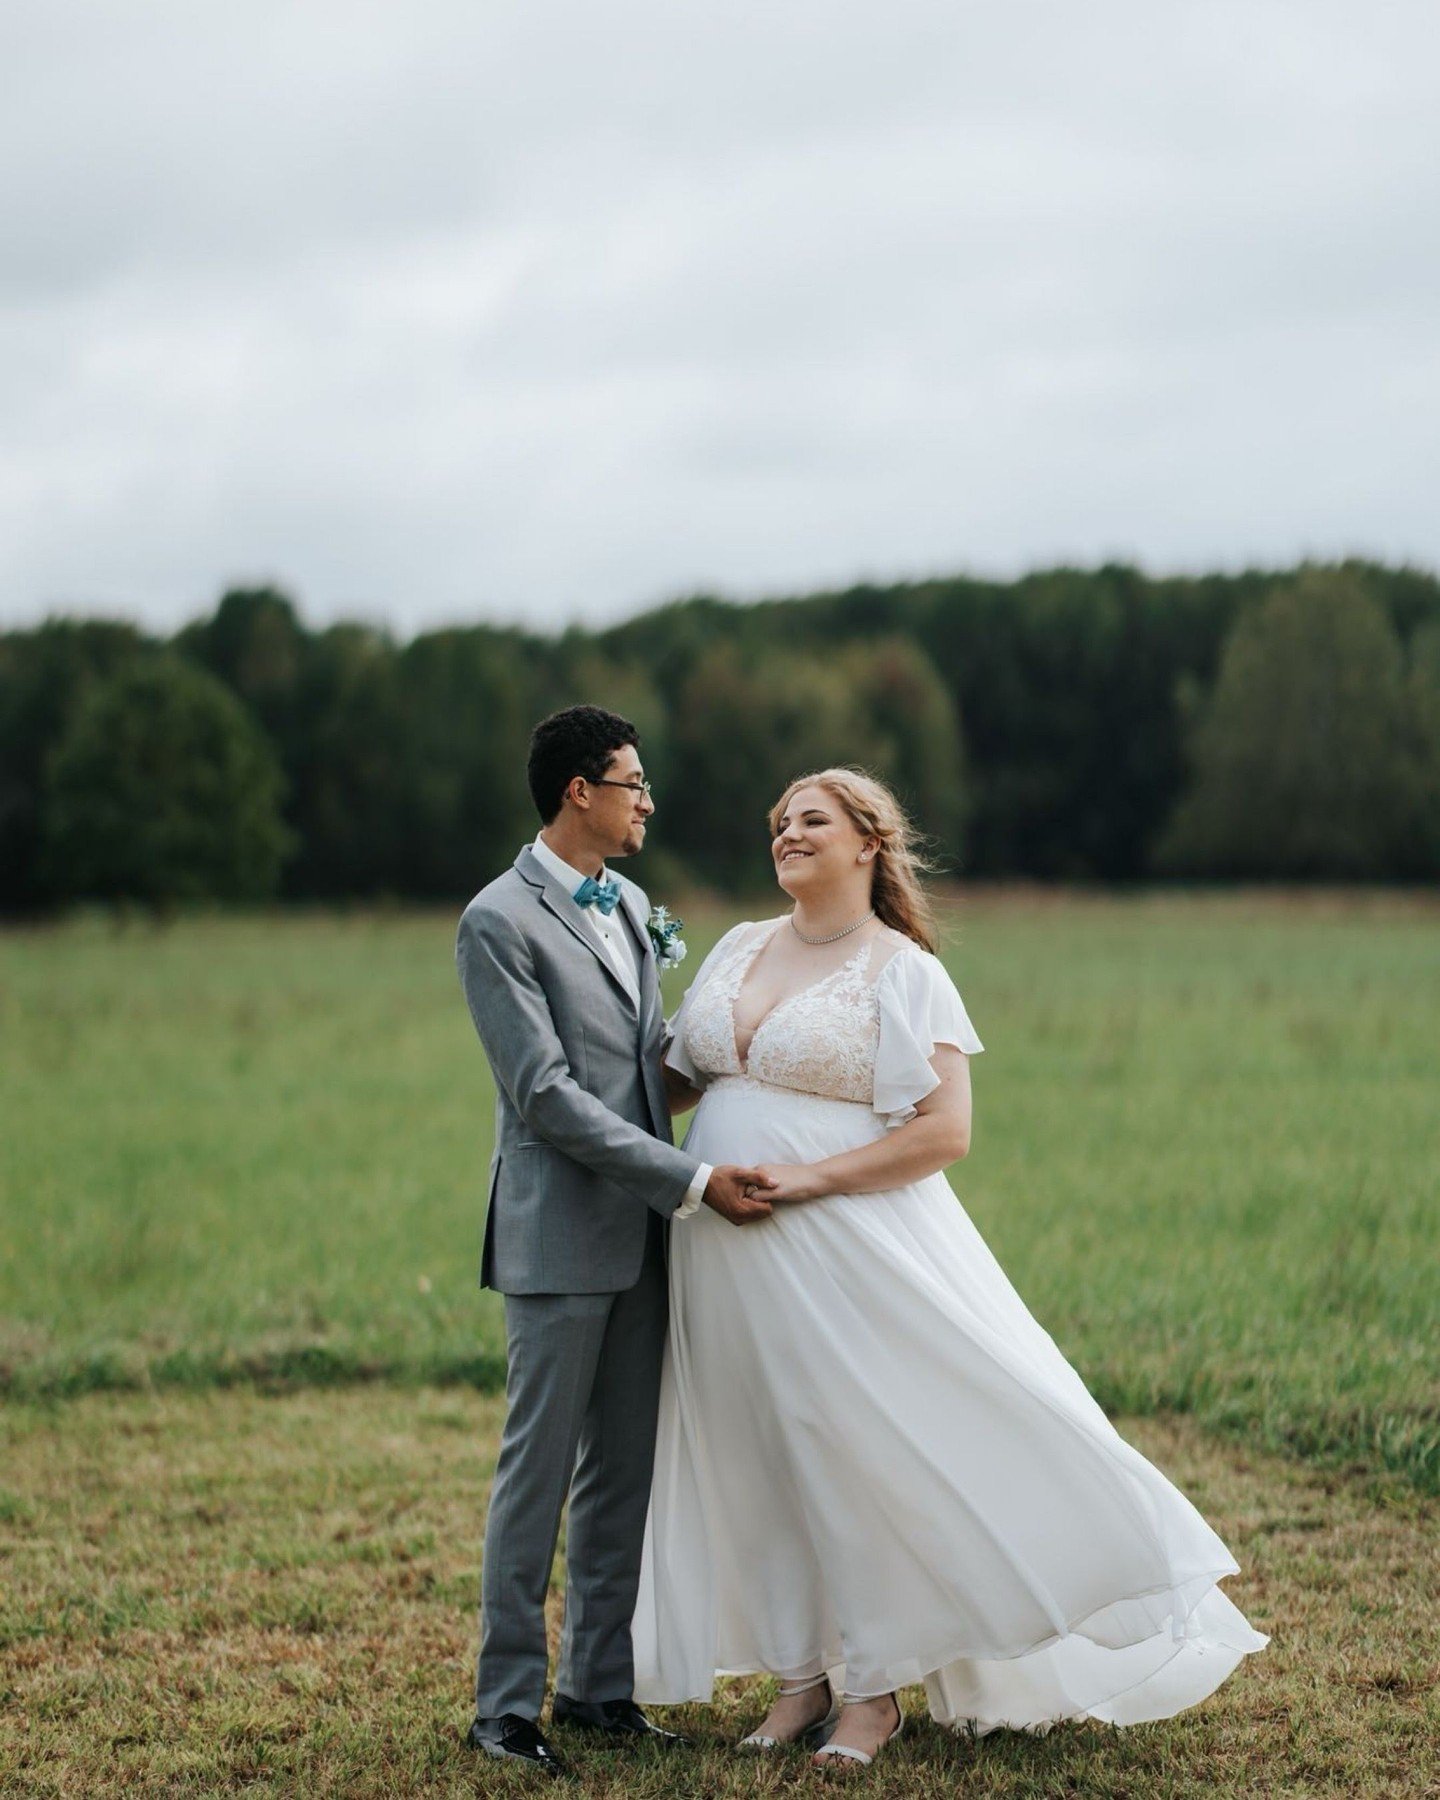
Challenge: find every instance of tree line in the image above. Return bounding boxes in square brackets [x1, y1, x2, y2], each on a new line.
[2, 559, 1438, 913]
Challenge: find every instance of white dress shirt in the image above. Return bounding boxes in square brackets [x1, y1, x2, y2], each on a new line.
[530, 835, 708, 1218]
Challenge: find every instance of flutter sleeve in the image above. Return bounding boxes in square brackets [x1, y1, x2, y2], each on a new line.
[662, 921, 753, 1090]
[872, 949, 985, 1125]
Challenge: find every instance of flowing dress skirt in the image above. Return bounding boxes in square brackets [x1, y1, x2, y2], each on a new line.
[632, 1074, 1267, 1733]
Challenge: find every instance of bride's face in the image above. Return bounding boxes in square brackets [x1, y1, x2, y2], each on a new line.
[772, 784, 869, 894]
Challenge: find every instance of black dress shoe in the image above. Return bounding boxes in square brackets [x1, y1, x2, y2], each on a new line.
[467, 1714, 569, 1776]
[550, 1694, 689, 1745]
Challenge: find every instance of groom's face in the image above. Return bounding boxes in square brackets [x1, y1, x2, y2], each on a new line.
[594, 744, 654, 859]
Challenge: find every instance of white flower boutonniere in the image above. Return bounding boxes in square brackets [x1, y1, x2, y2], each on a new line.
[646, 904, 688, 972]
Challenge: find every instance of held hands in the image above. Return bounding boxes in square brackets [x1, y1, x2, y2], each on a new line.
[703, 1165, 778, 1226]
[742, 1163, 824, 1205]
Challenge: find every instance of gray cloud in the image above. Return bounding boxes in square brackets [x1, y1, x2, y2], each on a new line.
[2, 0, 1437, 633]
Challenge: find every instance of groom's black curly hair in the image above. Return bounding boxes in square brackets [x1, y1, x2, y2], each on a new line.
[528, 705, 640, 822]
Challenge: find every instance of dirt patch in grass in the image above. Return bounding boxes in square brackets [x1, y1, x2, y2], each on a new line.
[1, 1388, 1435, 1798]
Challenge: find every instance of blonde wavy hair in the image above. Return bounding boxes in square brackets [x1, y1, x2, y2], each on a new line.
[767, 767, 940, 953]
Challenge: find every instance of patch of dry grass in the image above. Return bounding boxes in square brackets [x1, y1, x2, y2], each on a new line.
[1, 1388, 1435, 1797]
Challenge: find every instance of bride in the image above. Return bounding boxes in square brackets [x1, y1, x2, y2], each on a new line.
[632, 768, 1266, 1768]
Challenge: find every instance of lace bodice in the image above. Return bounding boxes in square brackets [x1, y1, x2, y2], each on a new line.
[669, 920, 985, 1114]
[680, 922, 884, 1103]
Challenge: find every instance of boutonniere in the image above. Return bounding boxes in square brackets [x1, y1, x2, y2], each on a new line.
[646, 904, 688, 971]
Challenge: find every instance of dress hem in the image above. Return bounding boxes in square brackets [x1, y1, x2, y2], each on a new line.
[635, 1565, 1267, 1709]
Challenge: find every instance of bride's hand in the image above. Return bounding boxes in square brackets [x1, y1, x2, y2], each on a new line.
[745, 1163, 823, 1204]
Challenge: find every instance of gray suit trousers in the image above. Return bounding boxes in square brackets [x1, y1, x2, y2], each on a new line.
[475, 1218, 669, 1721]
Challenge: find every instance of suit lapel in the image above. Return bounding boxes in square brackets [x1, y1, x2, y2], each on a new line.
[618, 885, 670, 1137]
[516, 847, 639, 1016]
[618, 885, 659, 1028]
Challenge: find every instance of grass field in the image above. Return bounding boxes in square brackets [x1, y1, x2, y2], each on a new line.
[2, 894, 1437, 1489]
[2, 894, 1438, 1796]
[2, 1388, 1435, 1798]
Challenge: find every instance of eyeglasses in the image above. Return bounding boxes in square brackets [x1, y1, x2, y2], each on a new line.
[591, 777, 652, 797]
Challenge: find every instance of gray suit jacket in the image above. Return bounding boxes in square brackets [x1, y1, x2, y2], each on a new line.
[456, 845, 700, 1294]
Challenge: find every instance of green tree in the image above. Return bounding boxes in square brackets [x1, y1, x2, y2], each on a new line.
[283, 624, 407, 897]
[0, 620, 153, 911]
[175, 586, 307, 756]
[1156, 571, 1418, 878]
[389, 628, 542, 898]
[842, 636, 969, 865]
[42, 657, 292, 905]
[665, 636, 965, 890]
[1399, 621, 1440, 875]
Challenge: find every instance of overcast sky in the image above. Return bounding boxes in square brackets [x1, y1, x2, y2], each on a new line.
[2, 1, 1437, 638]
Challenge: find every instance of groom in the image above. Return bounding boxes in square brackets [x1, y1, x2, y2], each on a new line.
[456, 705, 773, 1775]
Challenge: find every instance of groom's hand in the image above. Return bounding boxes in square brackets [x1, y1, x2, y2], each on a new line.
[703, 1165, 776, 1225]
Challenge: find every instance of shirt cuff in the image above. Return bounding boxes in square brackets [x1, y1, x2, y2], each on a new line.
[674, 1162, 711, 1219]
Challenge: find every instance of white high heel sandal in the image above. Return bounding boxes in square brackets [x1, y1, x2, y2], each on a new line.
[811, 1691, 904, 1770]
[737, 1672, 838, 1750]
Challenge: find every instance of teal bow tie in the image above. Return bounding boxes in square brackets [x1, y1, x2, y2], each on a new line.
[574, 874, 621, 916]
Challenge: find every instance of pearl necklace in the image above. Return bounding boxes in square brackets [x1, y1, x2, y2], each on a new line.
[789, 909, 875, 946]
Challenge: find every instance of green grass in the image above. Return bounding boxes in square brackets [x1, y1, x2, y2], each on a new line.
[1, 1387, 1435, 1798]
[1, 893, 1437, 1491]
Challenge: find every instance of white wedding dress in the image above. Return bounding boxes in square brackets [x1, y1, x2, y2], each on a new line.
[632, 919, 1266, 1734]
